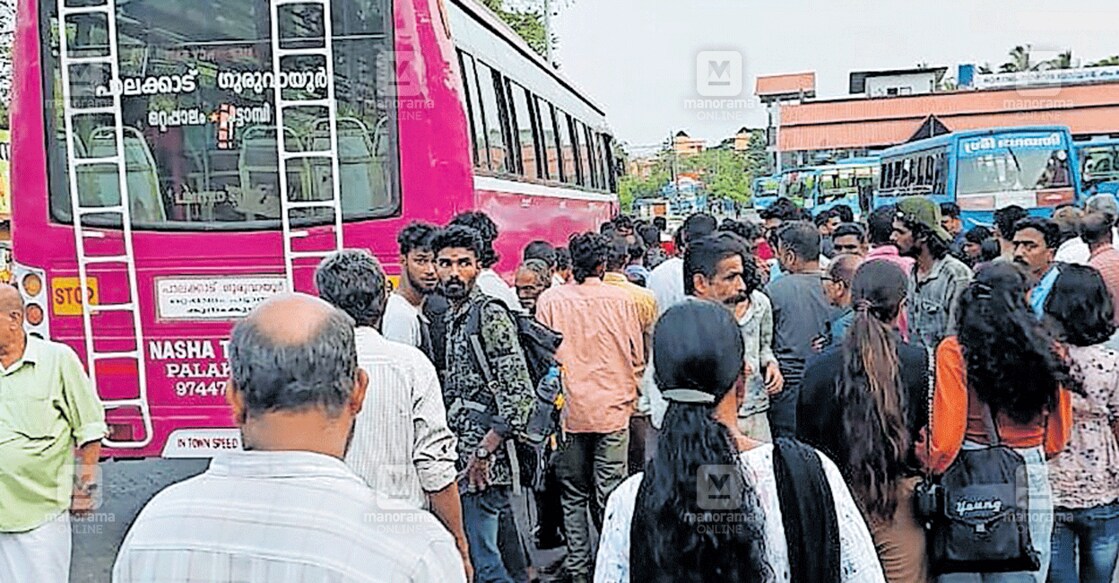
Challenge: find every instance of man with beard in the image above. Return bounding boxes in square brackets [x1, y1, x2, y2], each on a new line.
[1011, 217, 1063, 318]
[315, 250, 470, 578]
[891, 197, 971, 359]
[113, 294, 466, 583]
[383, 222, 440, 352]
[433, 225, 535, 583]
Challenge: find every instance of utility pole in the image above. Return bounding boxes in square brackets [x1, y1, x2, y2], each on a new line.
[543, 0, 553, 66]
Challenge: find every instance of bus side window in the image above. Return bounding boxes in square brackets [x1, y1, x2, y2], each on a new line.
[557, 110, 577, 185]
[474, 62, 508, 174]
[458, 51, 487, 170]
[536, 100, 561, 182]
[507, 81, 538, 180]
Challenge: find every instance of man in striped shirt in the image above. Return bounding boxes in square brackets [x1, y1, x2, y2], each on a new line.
[315, 250, 470, 577]
[112, 294, 466, 583]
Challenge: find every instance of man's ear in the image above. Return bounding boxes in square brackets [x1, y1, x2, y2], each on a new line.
[226, 382, 247, 425]
[350, 367, 369, 417]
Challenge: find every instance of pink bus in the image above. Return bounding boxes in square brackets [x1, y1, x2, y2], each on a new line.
[10, 0, 618, 458]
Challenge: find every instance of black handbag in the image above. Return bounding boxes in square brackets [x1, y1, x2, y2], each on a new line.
[915, 400, 1041, 575]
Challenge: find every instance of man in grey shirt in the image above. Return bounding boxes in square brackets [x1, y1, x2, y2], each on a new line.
[765, 221, 837, 438]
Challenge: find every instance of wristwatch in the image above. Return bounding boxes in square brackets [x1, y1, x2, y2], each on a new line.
[474, 446, 491, 460]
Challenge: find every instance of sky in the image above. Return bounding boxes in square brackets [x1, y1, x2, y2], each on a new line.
[552, 0, 1119, 153]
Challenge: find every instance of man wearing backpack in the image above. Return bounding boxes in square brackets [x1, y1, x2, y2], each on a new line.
[535, 232, 645, 583]
[432, 225, 536, 583]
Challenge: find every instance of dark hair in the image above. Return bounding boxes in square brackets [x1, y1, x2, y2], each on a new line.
[431, 224, 484, 261]
[606, 236, 631, 271]
[901, 217, 950, 260]
[867, 205, 896, 245]
[1013, 217, 1061, 250]
[835, 261, 912, 521]
[978, 238, 1001, 263]
[450, 211, 500, 267]
[814, 209, 835, 227]
[760, 197, 800, 222]
[1044, 264, 1117, 347]
[523, 240, 558, 268]
[957, 263, 1071, 424]
[600, 221, 618, 236]
[964, 225, 993, 245]
[939, 202, 961, 220]
[396, 222, 438, 256]
[681, 213, 718, 248]
[614, 214, 634, 231]
[833, 204, 855, 224]
[833, 222, 866, 242]
[555, 246, 572, 270]
[628, 240, 647, 262]
[994, 205, 1029, 239]
[638, 225, 661, 248]
[1080, 212, 1114, 246]
[569, 232, 610, 283]
[776, 221, 820, 261]
[653, 216, 667, 231]
[315, 250, 388, 328]
[229, 302, 357, 418]
[683, 233, 746, 296]
[632, 301, 770, 583]
[718, 219, 754, 242]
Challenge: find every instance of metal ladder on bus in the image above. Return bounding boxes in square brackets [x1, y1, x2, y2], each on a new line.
[56, 0, 152, 449]
[271, 0, 345, 290]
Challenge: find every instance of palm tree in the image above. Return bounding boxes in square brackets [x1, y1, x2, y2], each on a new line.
[1089, 55, 1119, 67]
[1000, 46, 1032, 73]
[1041, 50, 1074, 70]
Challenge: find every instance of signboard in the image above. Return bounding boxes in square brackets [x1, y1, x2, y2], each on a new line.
[969, 65, 1119, 91]
[958, 131, 1066, 158]
[155, 276, 286, 321]
[51, 276, 100, 316]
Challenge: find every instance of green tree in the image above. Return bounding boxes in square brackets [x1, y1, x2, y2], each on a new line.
[1089, 55, 1119, 67]
[1000, 46, 1032, 73]
[481, 0, 554, 57]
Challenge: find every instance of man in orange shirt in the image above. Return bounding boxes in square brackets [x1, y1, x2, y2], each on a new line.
[535, 232, 645, 583]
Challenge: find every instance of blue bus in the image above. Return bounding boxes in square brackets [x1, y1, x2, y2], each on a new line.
[775, 157, 879, 217]
[752, 175, 780, 210]
[1075, 139, 1119, 197]
[875, 126, 1081, 228]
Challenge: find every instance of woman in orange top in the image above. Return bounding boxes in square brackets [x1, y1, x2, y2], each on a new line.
[920, 263, 1073, 582]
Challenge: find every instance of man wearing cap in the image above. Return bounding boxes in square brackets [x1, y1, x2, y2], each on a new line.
[892, 197, 973, 359]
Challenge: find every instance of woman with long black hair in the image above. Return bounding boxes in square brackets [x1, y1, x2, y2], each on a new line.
[922, 262, 1073, 582]
[1043, 265, 1119, 583]
[594, 300, 884, 582]
[798, 260, 929, 582]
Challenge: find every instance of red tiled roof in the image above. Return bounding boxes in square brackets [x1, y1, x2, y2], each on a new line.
[755, 73, 816, 97]
[777, 82, 1119, 151]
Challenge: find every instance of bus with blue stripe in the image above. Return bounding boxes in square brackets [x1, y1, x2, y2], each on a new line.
[751, 175, 780, 210]
[875, 127, 1081, 229]
[1076, 138, 1119, 197]
[773, 157, 879, 216]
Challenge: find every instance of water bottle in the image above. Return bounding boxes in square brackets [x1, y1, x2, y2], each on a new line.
[525, 366, 562, 445]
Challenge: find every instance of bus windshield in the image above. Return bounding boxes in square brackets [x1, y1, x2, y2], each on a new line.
[956, 142, 1073, 196]
[818, 167, 872, 202]
[1082, 145, 1119, 184]
[42, 0, 398, 230]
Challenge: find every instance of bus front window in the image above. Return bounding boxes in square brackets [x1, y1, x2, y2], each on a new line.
[42, 0, 398, 230]
[957, 148, 1072, 196]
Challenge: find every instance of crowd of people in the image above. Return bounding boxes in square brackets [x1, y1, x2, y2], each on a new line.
[4, 193, 1119, 583]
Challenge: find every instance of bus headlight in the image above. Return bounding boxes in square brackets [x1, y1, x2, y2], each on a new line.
[21, 273, 42, 296]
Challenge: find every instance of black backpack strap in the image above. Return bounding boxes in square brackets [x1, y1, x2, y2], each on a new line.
[773, 438, 840, 583]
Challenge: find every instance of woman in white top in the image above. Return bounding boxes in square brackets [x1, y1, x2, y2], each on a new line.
[594, 300, 884, 583]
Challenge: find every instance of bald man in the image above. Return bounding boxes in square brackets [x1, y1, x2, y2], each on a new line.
[113, 294, 467, 583]
[820, 254, 863, 349]
[0, 285, 106, 583]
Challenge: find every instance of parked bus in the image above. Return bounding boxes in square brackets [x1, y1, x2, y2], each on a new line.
[875, 126, 1080, 228]
[751, 175, 779, 210]
[775, 157, 879, 217]
[1076, 138, 1119, 196]
[11, 0, 618, 458]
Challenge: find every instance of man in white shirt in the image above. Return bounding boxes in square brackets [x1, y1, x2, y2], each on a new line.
[1052, 206, 1090, 265]
[112, 294, 467, 583]
[646, 213, 717, 316]
[315, 250, 469, 575]
[382, 222, 440, 350]
[451, 211, 524, 312]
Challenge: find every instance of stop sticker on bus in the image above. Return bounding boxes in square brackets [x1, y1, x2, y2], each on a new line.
[51, 277, 99, 316]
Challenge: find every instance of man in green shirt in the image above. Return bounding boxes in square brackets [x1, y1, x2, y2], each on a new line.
[0, 285, 107, 582]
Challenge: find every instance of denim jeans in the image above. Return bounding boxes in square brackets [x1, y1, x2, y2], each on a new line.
[1048, 501, 1119, 583]
[936, 445, 1053, 583]
[462, 486, 516, 583]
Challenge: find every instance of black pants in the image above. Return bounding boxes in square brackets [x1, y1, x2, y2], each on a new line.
[767, 380, 800, 438]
